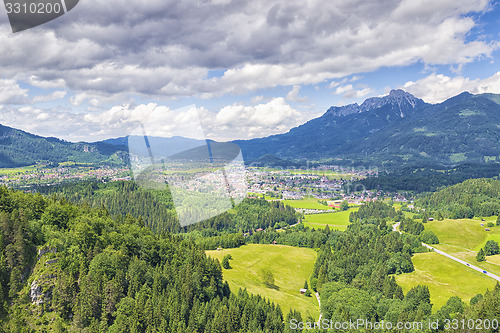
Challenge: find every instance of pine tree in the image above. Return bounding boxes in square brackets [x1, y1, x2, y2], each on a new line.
[476, 248, 486, 262]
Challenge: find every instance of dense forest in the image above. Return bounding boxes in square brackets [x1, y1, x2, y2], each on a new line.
[417, 178, 500, 218]
[0, 186, 285, 332]
[3, 179, 500, 332]
[359, 163, 500, 192]
[37, 180, 299, 234]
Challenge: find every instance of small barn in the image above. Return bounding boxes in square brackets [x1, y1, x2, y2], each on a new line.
[300, 289, 307, 294]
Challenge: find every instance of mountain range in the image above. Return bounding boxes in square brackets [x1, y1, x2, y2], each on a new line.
[237, 90, 500, 167]
[0, 89, 499, 169]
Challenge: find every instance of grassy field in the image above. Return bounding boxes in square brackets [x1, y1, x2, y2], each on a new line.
[248, 192, 283, 201]
[425, 218, 500, 252]
[0, 165, 38, 175]
[450, 251, 500, 277]
[302, 207, 359, 230]
[395, 252, 498, 311]
[283, 197, 334, 210]
[393, 203, 416, 218]
[206, 244, 319, 319]
[423, 217, 500, 276]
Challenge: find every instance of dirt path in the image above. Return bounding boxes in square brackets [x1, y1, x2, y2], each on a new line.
[315, 292, 322, 323]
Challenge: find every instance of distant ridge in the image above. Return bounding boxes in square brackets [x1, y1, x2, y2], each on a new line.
[0, 123, 126, 168]
[1, 90, 499, 169]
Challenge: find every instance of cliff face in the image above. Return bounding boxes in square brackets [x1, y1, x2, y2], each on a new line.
[29, 247, 61, 313]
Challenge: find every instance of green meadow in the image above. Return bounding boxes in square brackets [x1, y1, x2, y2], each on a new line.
[283, 197, 334, 210]
[423, 217, 500, 276]
[451, 251, 500, 277]
[395, 252, 497, 311]
[248, 192, 282, 201]
[393, 203, 416, 218]
[0, 165, 38, 176]
[206, 244, 320, 319]
[302, 207, 359, 230]
[424, 218, 500, 252]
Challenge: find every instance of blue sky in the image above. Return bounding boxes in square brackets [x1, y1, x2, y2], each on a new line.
[0, 0, 499, 142]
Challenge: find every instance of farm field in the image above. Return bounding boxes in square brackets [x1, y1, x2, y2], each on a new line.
[206, 244, 319, 319]
[423, 217, 500, 276]
[302, 207, 359, 230]
[0, 165, 38, 176]
[395, 252, 497, 311]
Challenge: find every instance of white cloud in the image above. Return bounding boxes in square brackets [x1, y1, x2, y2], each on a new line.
[0, 79, 28, 104]
[286, 85, 307, 102]
[251, 95, 265, 104]
[0, 0, 495, 99]
[32, 90, 67, 103]
[28, 76, 66, 89]
[334, 84, 374, 99]
[209, 97, 306, 139]
[403, 71, 500, 103]
[0, 103, 207, 141]
[0, 0, 498, 142]
[0, 97, 308, 142]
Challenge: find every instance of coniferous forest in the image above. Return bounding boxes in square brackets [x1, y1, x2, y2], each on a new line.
[1, 180, 500, 332]
[0, 186, 285, 332]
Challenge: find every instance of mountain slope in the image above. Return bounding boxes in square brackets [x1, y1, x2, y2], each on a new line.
[0, 124, 126, 167]
[341, 92, 500, 165]
[238, 90, 500, 166]
[236, 89, 429, 161]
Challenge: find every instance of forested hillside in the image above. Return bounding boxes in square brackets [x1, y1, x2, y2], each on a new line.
[0, 124, 126, 168]
[417, 178, 500, 218]
[37, 181, 298, 235]
[0, 186, 285, 332]
[359, 163, 500, 192]
[311, 202, 499, 332]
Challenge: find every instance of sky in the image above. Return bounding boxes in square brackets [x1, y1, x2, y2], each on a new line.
[0, 0, 499, 142]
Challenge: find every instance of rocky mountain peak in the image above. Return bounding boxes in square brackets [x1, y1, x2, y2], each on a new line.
[326, 89, 427, 118]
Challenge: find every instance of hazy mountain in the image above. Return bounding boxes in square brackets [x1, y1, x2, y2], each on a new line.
[101, 135, 206, 159]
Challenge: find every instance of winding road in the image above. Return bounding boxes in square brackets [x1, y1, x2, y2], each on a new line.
[392, 222, 500, 282]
